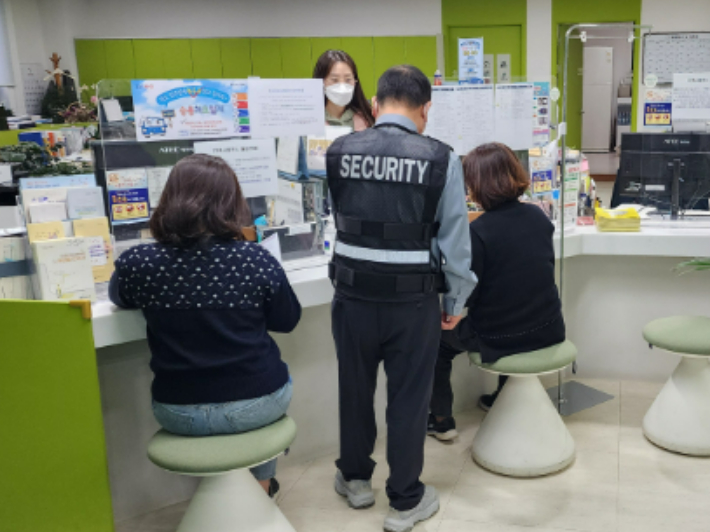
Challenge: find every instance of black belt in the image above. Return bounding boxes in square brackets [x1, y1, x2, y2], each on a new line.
[329, 263, 444, 294]
[336, 214, 439, 242]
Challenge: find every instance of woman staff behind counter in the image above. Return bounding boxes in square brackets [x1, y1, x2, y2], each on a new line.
[313, 49, 375, 130]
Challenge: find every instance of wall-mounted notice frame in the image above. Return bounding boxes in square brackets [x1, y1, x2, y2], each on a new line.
[643, 33, 710, 85]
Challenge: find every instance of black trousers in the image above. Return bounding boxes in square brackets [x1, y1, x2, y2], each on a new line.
[331, 293, 441, 511]
[429, 320, 506, 418]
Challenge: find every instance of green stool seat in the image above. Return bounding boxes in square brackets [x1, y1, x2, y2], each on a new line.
[643, 316, 710, 356]
[148, 416, 297, 475]
[468, 340, 577, 375]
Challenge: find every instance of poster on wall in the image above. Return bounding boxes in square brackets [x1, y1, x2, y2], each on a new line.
[106, 168, 150, 224]
[533, 82, 551, 147]
[194, 138, 278, 198]
[132, 79, 247, 142]
[458, 38, 484, 83]
[644, 88, 673, 130]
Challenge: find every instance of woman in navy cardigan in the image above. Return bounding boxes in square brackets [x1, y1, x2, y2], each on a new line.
[110, 154, 302, 496]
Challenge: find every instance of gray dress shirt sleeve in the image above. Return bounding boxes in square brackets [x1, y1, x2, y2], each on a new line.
[434, 152, 478, 316]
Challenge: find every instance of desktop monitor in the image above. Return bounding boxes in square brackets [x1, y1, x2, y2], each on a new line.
[613, 133, 710, 216]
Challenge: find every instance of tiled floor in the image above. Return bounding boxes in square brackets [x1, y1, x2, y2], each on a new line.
[116, 378, 710, 532]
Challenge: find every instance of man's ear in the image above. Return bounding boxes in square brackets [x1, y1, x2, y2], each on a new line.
[422, 101, 432, 121]
[371, 96, 379, 118]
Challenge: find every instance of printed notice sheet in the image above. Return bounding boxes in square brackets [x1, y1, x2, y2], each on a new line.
[425, 85, 494, 155]
[194, 138, 279, 198]
[494, 83, 535, 150]
[672, 73, 710, 121]
[249, 79, 326, 139]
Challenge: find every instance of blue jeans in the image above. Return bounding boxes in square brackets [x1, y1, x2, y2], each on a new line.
[152, 379, 293, 481]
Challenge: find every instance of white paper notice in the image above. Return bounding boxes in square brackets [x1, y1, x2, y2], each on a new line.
[494, 83, 534, 150]
[425, 85, 495, 155]
[425, 86, 460, 152]
[85, 236, 108, 267]
[672, 73, 710, 121]
[102, 99, 124, 122]
[497, 54, 511, 83]
[249, 79, 326, 139]
[259, 233, 282, 264]
[273, 179, 304, 225]
[146, 167, 173, 209]
[458, 85, 495, 154]
[277, 137, 300, 175]
[194, 138, 279, 198]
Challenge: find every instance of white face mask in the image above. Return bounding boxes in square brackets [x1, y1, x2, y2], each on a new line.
[325, 83, 355, 107]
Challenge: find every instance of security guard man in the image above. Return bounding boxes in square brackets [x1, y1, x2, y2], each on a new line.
[327, 65, 477, 532]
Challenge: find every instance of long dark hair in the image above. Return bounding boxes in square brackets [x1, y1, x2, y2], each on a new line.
[150, 154, 251, 248]
[313, 49, 375, 127]
[463, 143, 531, 211]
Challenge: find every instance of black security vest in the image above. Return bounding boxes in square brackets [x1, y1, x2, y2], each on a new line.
[326, 123, 451, 296]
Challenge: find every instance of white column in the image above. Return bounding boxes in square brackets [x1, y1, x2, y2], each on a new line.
[526, 0, 553, 82]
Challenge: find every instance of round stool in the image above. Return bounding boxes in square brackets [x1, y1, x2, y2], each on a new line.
[468, 340, 577, 477]
[643, 316, 710, 456]
[148, 416, 297, 532]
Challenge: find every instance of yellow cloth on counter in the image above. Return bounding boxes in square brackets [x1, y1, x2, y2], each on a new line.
[595, 207, 641, 232]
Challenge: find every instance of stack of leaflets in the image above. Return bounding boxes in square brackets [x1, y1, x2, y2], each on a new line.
[595, 207, 641, 232]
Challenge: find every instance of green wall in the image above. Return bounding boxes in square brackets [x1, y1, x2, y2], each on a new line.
[552, 0, 642, 147]
[75, 36, 437, 100]
[442, 0, 527, 78]
[0, 300, 114, 532]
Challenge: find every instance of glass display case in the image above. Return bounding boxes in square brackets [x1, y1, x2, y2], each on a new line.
[94, 79, 328, 275]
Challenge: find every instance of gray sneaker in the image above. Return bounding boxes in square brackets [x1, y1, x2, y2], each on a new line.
[383, 485, 439, 532]
[334, 470, 375, 509]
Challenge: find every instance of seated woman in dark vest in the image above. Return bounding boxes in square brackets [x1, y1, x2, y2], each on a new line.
[427, 143, 565, 441]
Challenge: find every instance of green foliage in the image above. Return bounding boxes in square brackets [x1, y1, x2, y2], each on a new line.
[675, 258, 710, 274]
[0, 141, 92, 177]
[41, 82, 79, 124]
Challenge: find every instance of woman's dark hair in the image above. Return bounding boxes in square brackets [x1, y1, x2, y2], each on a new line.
[376, 65, 431, 109]
[463, 143, 531, 211]
[313, 49, 375, 127]
[150, 153, 251, 247]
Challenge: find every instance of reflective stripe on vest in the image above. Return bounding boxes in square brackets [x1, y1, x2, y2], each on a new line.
[334, 242, 431, 265]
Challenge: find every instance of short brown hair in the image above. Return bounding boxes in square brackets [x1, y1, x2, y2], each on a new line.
[463, 143, 531, 211]
[150, 154, 251, 247]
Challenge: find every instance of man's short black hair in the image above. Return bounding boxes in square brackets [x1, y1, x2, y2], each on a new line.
[376, 65, 432, 109]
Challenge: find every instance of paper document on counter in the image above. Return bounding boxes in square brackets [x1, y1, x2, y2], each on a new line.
[259, 233, 282, 264]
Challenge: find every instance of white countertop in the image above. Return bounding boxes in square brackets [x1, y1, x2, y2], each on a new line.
[92, 226, 710, 349]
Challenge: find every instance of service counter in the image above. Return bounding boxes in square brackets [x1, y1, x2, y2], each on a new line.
[95, 226, 710, 520]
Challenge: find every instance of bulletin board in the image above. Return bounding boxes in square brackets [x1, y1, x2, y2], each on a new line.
[643, 32, 710, 85]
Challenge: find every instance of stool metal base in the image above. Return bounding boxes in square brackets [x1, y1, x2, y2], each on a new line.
[472, 375, 576, 477]
[643, 356, 710, 456]
[547, 380, 615, 417]
[177, 469, 295, 532]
